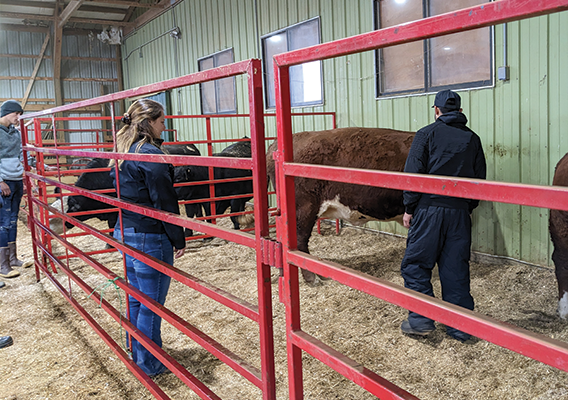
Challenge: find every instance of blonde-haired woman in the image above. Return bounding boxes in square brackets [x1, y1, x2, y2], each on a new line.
[111, 99, 185, 377]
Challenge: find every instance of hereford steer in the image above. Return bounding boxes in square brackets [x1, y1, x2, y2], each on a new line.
[50, 143, 201, 236]
[267, 127, 414, 284]
[549, 153, 568, 319]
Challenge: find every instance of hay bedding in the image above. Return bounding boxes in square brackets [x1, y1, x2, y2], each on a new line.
[1, 217, 568, 400]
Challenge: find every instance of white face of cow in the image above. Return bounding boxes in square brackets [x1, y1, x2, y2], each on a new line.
[558, 292, 568, 320]
[318, 195, 404, 226]
[49, 197, 69, 235]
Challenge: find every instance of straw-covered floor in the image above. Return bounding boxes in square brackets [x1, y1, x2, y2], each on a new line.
[1, 216, 567, 400]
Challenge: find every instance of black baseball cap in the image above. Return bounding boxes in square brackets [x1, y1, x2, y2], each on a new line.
[432, 90, 461, 111]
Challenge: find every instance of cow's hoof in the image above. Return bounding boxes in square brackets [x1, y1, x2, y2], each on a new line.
[301, 269, 323, 286]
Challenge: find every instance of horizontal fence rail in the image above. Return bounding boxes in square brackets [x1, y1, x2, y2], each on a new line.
[272, 1, 568, 399]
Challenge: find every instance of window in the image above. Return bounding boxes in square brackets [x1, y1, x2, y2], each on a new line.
[198, 49, 237, 114]
[262, 17, 323, 109]
[375, 0, 493, 96]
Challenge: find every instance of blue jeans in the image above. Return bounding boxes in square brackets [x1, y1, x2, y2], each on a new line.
[114, 227, 173, 376]
[0, 180, 23, 248]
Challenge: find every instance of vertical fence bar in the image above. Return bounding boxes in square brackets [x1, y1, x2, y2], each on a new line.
[274, 60, 304, 400]
[248, 59, 276, 400]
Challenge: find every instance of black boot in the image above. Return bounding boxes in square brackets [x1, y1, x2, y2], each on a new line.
[8, 242, 32, 268]
[0, 247, 19, 278]
[0, 336, 13, 349]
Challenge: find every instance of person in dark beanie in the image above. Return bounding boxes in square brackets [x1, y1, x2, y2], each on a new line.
[0, 100, 33, 279]
[399, 90, 486, 342]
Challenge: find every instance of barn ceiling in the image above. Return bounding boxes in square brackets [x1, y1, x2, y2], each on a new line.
[0, 0, 176, 35]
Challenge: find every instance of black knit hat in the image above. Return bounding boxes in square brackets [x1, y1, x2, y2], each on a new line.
[1, 100, 24, 118]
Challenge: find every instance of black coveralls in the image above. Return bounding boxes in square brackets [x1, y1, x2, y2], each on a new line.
[401, 111, 486, 339]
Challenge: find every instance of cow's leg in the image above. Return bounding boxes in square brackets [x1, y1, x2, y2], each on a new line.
[553, 248, 568, 319]
[295, 198, 321, 285]
[550, 209, 568, 319]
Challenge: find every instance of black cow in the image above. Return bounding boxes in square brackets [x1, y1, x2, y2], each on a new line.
[50, 141, 253, 237]
[173, 139, 253, 231]
[50, 143, 201, 236]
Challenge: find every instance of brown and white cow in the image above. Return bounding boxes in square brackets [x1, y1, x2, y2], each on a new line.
[267, 127, 414, 284]
[549, 153, 568, 319]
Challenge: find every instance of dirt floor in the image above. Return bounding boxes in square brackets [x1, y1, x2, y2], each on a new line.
[1, 216, 568, 400]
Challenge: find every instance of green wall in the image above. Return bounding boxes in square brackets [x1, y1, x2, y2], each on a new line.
[121, 0, 568, 267]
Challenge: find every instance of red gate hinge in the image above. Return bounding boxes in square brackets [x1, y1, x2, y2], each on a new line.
[260, 237, 283, 270]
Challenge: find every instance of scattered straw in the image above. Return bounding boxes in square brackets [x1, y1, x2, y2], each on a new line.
[1, 218, 567, 399]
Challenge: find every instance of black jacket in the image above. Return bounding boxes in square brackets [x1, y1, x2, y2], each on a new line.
[403, 111, 486, 214]
[110, 139, 185, 250]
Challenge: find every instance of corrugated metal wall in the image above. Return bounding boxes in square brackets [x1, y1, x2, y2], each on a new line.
[0, 30, 54, 105]
[122, 0, 568, 267]
[0, 29, 119, 143]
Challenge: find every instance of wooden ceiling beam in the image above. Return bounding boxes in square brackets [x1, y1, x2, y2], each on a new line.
[0, 12, 56, 21]
[67, 17, 136, 27]
[2, 0, 55, 8]
[0, 24, 49, 33]
[2, 1, 128, 15]
[123, 0, 181, 36]
[85, 0, 163, 9]
[122, 0, 141, 24]
[1, 12, 135, 27]
[58, 0, 86, 29]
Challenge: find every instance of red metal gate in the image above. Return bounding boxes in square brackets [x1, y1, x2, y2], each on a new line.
[20, 59, 278, 399]
[272, 1, 568, 399]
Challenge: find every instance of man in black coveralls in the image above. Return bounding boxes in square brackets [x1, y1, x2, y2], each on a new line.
[400, 90, 486, 342]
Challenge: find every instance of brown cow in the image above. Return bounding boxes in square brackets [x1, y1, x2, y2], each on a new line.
[267, 127, 414, 284]
[549, 153, 568, 319]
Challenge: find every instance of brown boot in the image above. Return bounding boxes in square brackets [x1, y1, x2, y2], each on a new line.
[0, 247, 19, 278]
[8, 242, 32, 268]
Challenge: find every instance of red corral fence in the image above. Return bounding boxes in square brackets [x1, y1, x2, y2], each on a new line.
[272, 1, 568, 399]
[15, 1, 568, 399]
[20, 59, 279, 400]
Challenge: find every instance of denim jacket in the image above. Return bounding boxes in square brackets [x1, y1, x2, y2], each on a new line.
[110, 139, 185, 250]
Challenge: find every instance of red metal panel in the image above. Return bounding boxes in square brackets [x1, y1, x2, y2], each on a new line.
[288, 250, 568, 372]
[283, 162, 568, 212]
[33, 210, 263, 390]
[291, 331, 419, 400]
[35, 190, 260, 321]
[272, 1, 568, 399]
[22, 59, 279, 399]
